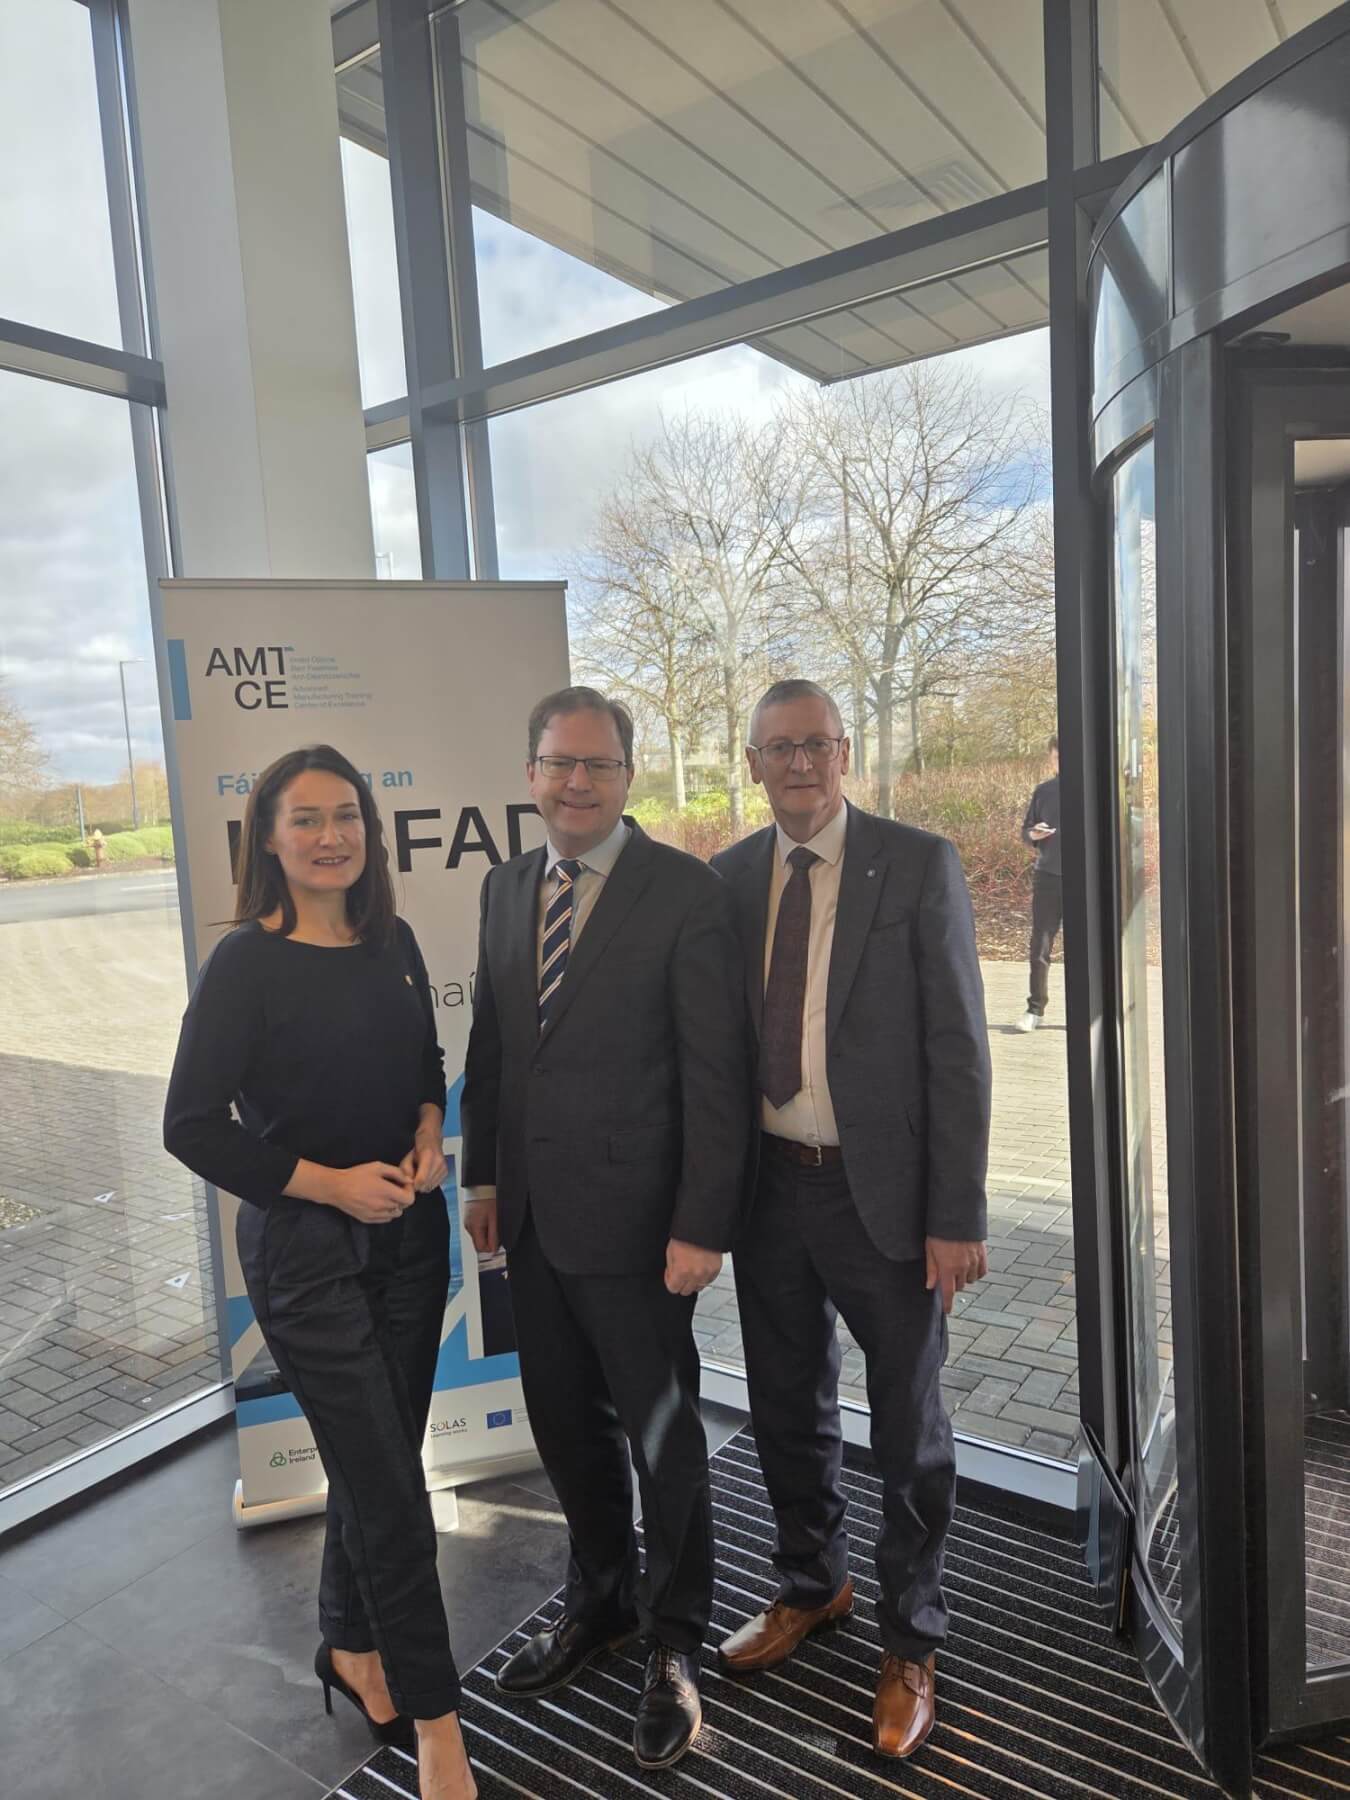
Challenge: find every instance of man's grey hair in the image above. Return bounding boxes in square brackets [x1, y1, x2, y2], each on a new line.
[528, 685, 635, 766]
[750, 678, 844, 741]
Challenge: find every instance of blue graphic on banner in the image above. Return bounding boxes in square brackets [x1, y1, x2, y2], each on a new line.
[444, 1071, 464, 1136]
[167, 638, 192, 720]
[238, 1390, 306, 1426]
[487, 1409, 513, 1429]
[226, 1294, 255, 1349]
[434, 1315, 520, 1391]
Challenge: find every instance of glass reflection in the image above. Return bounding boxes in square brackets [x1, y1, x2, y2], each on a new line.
[0, 374, 220, 1496]
[1113, 439, 1180, 1635]
[492, 327, 1082, 1462]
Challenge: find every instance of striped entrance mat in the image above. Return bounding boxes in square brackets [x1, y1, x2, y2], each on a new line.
[327, 1431, 1350, 1799]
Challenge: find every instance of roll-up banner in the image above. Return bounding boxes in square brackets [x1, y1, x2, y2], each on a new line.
[152, 580, 569, 1524]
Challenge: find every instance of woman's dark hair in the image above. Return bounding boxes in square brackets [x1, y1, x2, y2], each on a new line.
[232, 744, 397, 949]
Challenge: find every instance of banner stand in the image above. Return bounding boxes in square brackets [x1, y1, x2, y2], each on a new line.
[231, 1446, 543, 1531]
[153, 578, 570, 1523]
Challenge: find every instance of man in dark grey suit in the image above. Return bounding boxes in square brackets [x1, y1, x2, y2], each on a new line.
[461, 686, 750, 1772]
[711, 679, 990, 1760]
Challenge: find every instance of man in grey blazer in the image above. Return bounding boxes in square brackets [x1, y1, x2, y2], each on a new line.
[711, 678, 991, 1760]
[461, 686, 750, 1772]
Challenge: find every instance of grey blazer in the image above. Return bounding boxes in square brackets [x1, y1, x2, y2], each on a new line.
[711, 802, 991, 1261]
[461, 819, 751, 1275]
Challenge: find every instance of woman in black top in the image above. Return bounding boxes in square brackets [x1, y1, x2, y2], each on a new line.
[164, 744, 475, 1800]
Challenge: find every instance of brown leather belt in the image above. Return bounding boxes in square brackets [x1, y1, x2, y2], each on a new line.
[761, 1132, 843, 1168]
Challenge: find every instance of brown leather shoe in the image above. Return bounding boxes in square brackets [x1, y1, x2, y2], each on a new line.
[717, 1580, 853, 1673]
[872, 1653, 936, 1758]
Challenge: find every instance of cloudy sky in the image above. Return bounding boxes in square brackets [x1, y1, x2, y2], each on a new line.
[2, 4, 1048, 787]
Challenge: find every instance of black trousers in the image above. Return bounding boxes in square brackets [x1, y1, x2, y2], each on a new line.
[507, 1219, 714, 1653]
[1028, 871, 1064, 1016]
[734, 1145, 955, 1661]
[237, 1190, 458, 1718]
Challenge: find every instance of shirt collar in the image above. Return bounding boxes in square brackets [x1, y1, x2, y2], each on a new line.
[546, 816, 631, 879]
[774, 800, 848, 869]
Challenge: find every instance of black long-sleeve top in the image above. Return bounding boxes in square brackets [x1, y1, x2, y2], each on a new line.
[163, 918, 446, 1209]
[1020, 775, 1061, 876]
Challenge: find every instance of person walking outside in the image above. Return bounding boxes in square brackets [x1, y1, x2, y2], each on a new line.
[1017, 735, 1061, 1032]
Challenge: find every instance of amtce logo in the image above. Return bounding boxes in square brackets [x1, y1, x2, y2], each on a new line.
[204, 645, 290, 711]
[430, 1417, 469, 1439]
[486, 1409, 513, 1430]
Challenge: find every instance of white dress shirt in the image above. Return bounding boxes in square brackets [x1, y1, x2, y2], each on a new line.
[468, 818, 631, 1202]
[761, 802, 847, 1147]
[535, 817, 631, 976]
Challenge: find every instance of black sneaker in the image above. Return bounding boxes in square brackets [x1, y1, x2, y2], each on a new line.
[633, 1646, 702, 1769]
[495, 1612, 638, 1698]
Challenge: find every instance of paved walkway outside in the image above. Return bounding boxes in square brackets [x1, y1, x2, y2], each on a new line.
[0, 882, 1168, 1484]
[0, 902, 219, 1488]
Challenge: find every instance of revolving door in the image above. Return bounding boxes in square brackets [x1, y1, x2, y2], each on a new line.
[1074, 11, 1350, 1791]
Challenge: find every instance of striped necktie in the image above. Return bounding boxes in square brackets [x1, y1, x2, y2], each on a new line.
[539, 858, 584, 1028]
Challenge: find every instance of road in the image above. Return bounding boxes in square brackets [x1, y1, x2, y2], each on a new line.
[0, 867, 180, 925]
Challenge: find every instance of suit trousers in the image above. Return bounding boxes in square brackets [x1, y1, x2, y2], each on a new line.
[1027, 871, 1063, 1016]
[734, 1145, 955, 1661]
[236, 1189, 458, 1718]
[507, 1218, 714, 1653]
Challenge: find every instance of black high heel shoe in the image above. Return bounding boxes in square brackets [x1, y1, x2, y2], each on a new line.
[315, 1642, 416, 1751]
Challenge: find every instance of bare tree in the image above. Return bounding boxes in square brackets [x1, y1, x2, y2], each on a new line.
[0, 684, 48, 798]
[582, 413, 804, 833]
[570, 480, 719, 809]
[782, 361, 1048, 817]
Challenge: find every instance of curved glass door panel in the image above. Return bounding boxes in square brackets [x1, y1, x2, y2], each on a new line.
[1112, 438, 1182, 1640]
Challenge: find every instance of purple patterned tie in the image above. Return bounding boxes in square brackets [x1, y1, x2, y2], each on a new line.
[760, 846, 818, 1108]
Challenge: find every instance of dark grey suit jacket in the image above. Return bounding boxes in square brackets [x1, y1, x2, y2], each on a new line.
[711, 802, 991, 1261]
[461, 819, 751, 1275]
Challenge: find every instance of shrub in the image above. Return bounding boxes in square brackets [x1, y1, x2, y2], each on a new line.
[102, 832, 148, 862]
[0, 822, 77, 847]
[67, 845, 92, 868]
[133, 825, 175, 858]
[11, 846, 75, 879]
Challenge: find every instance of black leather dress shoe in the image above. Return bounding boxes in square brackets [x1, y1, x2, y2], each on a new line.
[495, 1612, 638, 1697]
[633, 1647, 702, 1769]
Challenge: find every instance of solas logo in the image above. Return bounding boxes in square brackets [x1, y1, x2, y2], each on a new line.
[204, 645, 289, 711]
[430, 1417, 469, 1437]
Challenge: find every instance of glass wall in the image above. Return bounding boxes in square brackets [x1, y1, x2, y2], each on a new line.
[490, 316, 1080, 1460]
[1110, 438, 1178, 1628]
[0, 373, 219, 1498]
[0, 3, 223, 1514]
[0, 0, 120, 345]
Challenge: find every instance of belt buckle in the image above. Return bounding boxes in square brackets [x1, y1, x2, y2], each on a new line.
[809, 1142, 823, 1167]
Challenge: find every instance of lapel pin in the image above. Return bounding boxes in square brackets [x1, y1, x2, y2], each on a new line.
[867, 868, 876, 878]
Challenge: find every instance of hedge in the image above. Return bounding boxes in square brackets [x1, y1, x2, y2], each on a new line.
[637, 759, 1049, 959]
[0, 822, 78, 847]
[0, 824, 176, 879]
[6, 846, 76, 879]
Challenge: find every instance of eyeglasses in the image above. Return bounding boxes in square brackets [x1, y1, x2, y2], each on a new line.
[747, 736, 845, 769]
[534, 755, 629, 782]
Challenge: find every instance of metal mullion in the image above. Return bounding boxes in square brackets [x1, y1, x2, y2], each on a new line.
[377, 0, 473, 580]
[0, 316, 163, 404]
[1044, 0, 1119, 1477]
[432, 10, 498, 577]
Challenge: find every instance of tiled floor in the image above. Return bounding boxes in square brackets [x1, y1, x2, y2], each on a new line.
[0, 1400, 747, 1799]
